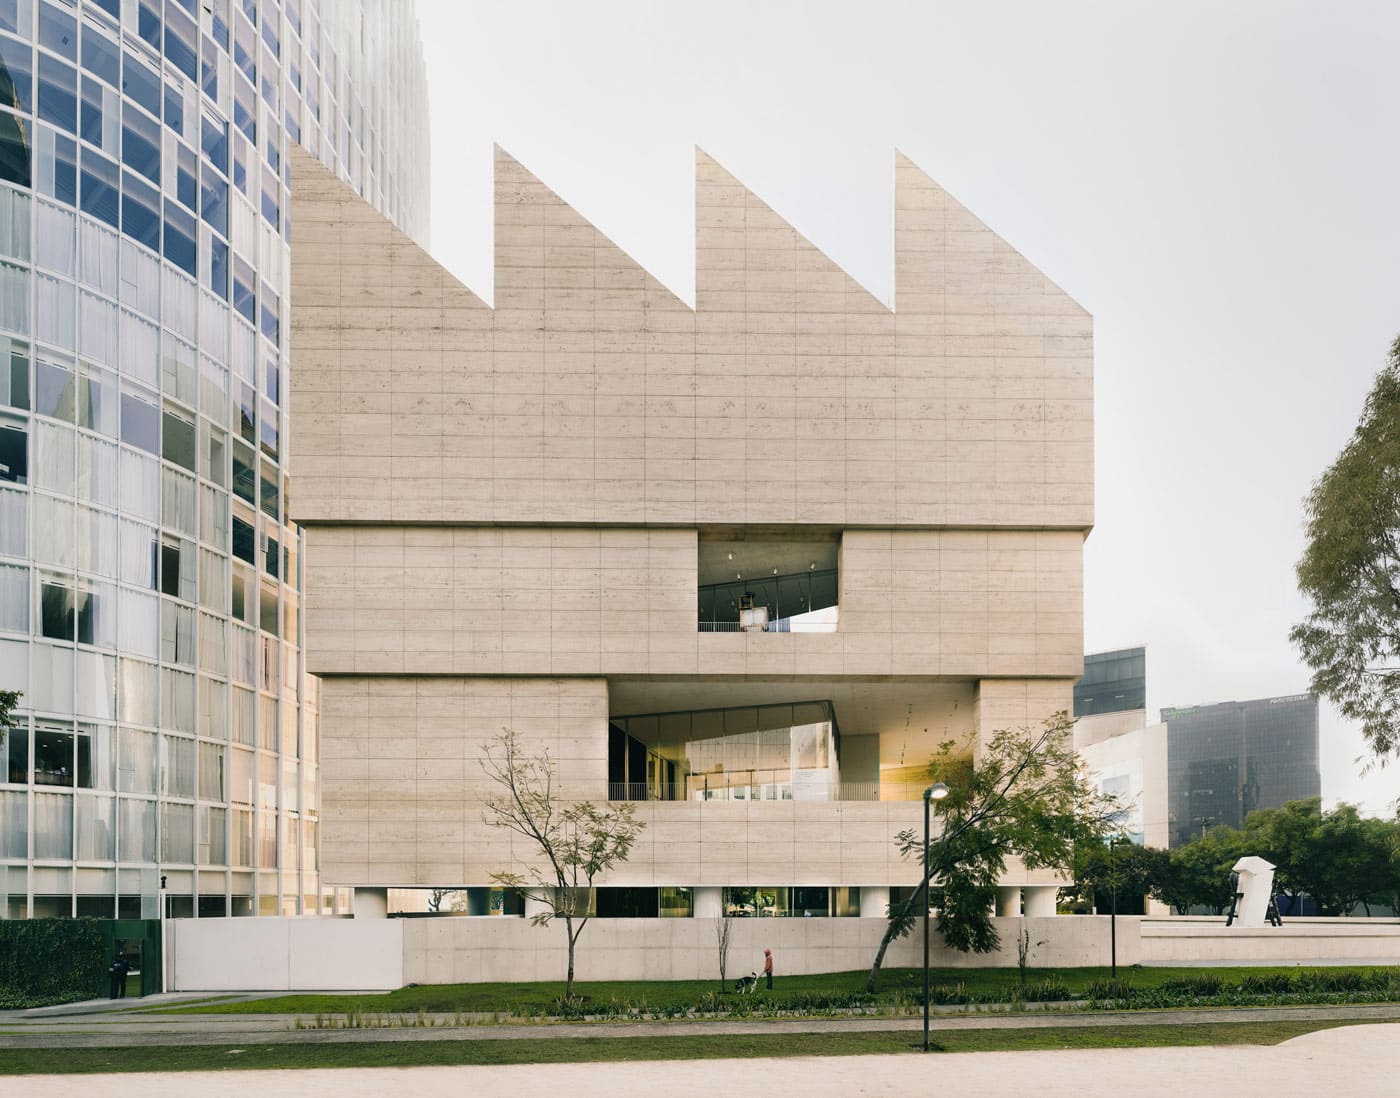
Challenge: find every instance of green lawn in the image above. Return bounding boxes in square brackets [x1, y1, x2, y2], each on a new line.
[159, 965, 1398, 1017]
[0, 1019, 1365, 1074]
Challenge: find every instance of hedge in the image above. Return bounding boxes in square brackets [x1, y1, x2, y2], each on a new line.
[0, 918, 106, 1009]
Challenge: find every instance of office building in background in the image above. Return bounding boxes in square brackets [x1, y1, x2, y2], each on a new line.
[1164, 694, 1320, 848]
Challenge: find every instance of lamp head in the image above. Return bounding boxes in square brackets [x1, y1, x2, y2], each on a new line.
[925, 782, 949, 801]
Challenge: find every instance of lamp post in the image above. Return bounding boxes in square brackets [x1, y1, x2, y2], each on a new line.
[922, 781, 950, 1052]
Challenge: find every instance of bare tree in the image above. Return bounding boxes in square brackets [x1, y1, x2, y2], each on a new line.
[426, 888, 458, 913]
[714, 915, 733, 991]
[481, 729, 645, 999]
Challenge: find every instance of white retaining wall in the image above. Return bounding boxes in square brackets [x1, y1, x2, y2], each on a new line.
[170, 917, 404, 991]
[165, 915, 1400, 991]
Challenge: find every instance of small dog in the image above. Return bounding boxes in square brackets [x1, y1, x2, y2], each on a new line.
[734, 972, 759, 994]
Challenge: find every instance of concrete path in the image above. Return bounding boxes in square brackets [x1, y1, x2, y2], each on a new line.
[2, 1001, 1400, 1049]
[10, 1022, 1400, 1097]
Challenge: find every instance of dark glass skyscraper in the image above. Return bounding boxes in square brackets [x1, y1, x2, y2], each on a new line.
[0, 0, 429, 918]
[1163, 694, 1320, 848]
[1073, 645, 1146, 717]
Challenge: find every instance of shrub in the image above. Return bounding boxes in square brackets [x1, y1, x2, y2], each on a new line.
[0, 919, 106, 1008]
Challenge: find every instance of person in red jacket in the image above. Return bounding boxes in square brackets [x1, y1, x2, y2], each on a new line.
[763, 948, 773, 990]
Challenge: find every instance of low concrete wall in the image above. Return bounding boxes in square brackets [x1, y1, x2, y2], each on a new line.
[166, 914, 1400, 992]
[1139, 917, 1400, 967]
[170, 917, 404, 991]
[400, 915, 1129, 984]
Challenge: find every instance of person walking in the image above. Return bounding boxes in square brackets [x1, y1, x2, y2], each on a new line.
[763, 947, 773, 990]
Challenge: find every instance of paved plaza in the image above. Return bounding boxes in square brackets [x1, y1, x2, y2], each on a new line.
[8, 1023, 1399, 1098]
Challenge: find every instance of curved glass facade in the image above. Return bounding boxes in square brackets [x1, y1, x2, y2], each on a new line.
[0, 0, 429, 918]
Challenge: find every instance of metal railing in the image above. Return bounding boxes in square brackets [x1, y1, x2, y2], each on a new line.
[697, 616, 839, 633]
[608, 779, 939, 803]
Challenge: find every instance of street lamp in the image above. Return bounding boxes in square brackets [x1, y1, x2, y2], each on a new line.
[922, 781, 950, 1052]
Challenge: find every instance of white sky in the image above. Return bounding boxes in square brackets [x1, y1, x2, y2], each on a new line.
[413, 0, 1400, 814]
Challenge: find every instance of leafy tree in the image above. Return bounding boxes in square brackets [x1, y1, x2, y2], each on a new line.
[1291, 335, 1400, 759]
[1070, 838, 1162, 914]
[1245, 798, 1394, 915]
[1149, 827, 1243, 914]
[480, 729, 645, 999]
[865, 712, 1116, 992]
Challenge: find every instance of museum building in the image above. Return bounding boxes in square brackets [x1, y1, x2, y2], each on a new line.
[288, 139, 1094, 925]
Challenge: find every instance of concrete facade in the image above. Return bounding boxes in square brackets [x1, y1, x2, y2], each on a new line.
[287, 144, 1093, 924]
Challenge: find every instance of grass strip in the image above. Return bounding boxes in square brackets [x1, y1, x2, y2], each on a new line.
[0, 1019, 1363, 1074]
[155, 966, 1400, 1018]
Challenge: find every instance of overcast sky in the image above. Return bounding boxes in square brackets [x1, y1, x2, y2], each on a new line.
[413, 0, 1400, 813]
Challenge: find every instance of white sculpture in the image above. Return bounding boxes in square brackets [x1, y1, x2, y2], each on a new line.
[1228, 855, 1277, 928]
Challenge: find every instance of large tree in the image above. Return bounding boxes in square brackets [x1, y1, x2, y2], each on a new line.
[1244, 798, 1394, 915]
[1291, 335, 1400, 758]
[480, 729, 645, 999]
[865, 712, 1116, 992]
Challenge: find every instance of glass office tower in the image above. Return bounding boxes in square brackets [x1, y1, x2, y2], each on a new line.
[0, 0, 429, 917]
[1163, 694, 1320, 848]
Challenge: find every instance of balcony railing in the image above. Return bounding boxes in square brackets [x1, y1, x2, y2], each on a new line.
[607, 778, 939, 803]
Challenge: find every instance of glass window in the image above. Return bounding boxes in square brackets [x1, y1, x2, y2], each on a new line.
[0, 261, 27, 334]
[162, 405, 196, 470]
[33, 791, 72, 858]
[117, 586, 157, 658]
[120, 52, 158, 116]
[36, 271, 74, 348]
[116, 657, 157, 727]
[79, 147, 118, 228]
[39, 573, 76, 640]
[117, 728, 156, 793]
[38, 3, 75, 62]
[164, 7, 197, 80]
[76, 723, 113, 790]
[199, 804, 226, 865]
[0, 561, 27, 632]
[161, 802, 194, 863]
[35, 353, 74, 420]
[117, 796, 155, 861]
[0, 184, 29, 261]
[119, 309, 159, 386]
[78, 292, 118, 366]
[120, 98, 159, 183]
[0, 484, 27, 552]
[231, 514, 254, 566]
[164, 202, 196, 277]
[118, 517, 157, 589]
[0, 337, 28, 412]
[175, 140, 196, 211]
[0, 33, 34, 115]
[119, 386, 159, 454]
[37, 54, 76, 133]
[81, 26, 120, 87]
[201, 112, 227, 174]
[76, 360, 117, 436]
[77, 434, 117, 508]
[75, 792, 114, 860]
[34, 723, 74, 785]
[116, 449, 158, 529]
[0, 788, 26, 857]
[198, 741, 225, 800]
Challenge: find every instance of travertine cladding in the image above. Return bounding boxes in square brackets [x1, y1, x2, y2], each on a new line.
[289, 147, 1092, 529]
[321, 675, 951, 888]
[304, 526, 1082, 679]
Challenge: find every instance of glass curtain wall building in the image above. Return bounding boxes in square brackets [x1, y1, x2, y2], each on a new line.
[1163, 694, 1320, 848]
[0, 0, 428, 918]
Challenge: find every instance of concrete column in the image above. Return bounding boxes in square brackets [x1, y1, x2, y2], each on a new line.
[859, 885, 890, 918]
[693, 886, 722, 919]
[1022, 885, 1058, 917]
[524, 890, 554, 920]
[353, 887, 388, 919]
[995, 886, 1022, 917]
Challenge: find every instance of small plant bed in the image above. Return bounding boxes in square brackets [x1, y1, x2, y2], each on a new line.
[157, 965, 1400, 1022]
[0, 1019, 1371, 1074]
